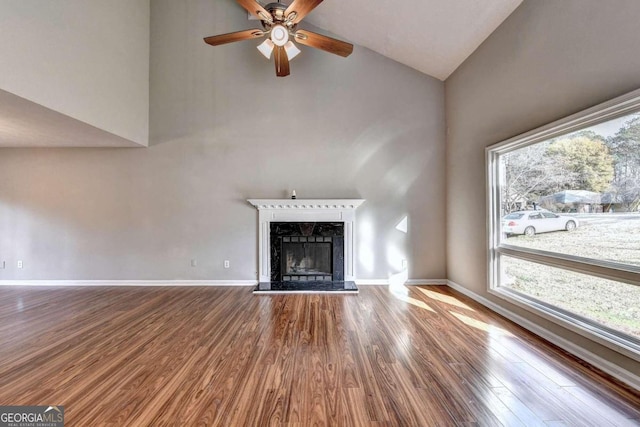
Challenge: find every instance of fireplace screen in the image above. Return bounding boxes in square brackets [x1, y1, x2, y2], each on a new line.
[281, 236, 333, 282]
[270, 222, 344, 283]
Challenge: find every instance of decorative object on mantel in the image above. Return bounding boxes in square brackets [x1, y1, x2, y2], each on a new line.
[291, 189, 296, 199]
[248, 199, 364, 293]
[203, 0, 353, 77]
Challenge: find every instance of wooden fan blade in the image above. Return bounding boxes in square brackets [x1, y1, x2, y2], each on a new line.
[236, 0, 271, 21]
[295, 30, 353, 57]
[204, 29, 263, 46]
[285, 0, 323, 24]
[274, 46, 290, 77]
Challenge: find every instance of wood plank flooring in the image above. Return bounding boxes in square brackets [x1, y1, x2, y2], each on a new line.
[0, 285, 638, 426]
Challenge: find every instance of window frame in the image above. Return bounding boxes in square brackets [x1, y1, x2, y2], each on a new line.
[486, 88, 640, 361]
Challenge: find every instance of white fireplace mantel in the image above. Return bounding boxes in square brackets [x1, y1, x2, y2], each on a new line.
[248, 199, 365, 283]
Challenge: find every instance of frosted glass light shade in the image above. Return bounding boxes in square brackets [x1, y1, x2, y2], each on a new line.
[257, 39, 275, 59]
[284, 41, 301, 60]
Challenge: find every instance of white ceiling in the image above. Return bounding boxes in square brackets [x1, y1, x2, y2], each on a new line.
[292, 0, 523, 81]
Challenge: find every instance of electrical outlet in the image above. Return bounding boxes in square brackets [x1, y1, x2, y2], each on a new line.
[0, 261, 5, 269]
[401, 259, 408, 269]
[224, 260, 230, 269]
[191, 259, 197, 267]
[17, 260, 23, 269]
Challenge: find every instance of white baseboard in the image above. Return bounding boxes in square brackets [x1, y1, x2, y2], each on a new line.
[355, 278, 447, 286]
[0, 280, 257, 287]
[446, 280, 640, 392]
[407, 279, 447, 286]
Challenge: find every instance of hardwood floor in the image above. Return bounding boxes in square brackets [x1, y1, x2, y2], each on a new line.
[0, 285, 638, 426]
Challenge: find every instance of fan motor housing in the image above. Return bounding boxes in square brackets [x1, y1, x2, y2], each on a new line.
[265, 2, 288, 21]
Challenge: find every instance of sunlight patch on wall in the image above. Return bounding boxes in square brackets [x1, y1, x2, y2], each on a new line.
[395, 216, 408, 233]
[349, 119, 407, 177]
[381, 154, 427, 196]
[358, 215, 375, 274]
[386, 244, 405, 274]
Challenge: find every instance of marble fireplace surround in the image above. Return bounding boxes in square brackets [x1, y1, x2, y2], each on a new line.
[248, 199, 365, 283]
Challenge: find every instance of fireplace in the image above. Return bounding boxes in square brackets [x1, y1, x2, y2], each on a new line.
[248, 198, 365, 292]
[270, 222, 344, 282]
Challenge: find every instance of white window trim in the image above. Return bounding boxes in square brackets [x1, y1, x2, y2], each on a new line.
[486, 88, 640, 362]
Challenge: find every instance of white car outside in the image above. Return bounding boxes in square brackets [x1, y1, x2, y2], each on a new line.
[502, 210, 579, 236]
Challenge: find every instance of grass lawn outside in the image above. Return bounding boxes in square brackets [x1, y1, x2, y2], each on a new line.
[501, 214, 640, 339]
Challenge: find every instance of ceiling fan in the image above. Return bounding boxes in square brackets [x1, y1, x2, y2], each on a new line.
[204, 0, 353, 77]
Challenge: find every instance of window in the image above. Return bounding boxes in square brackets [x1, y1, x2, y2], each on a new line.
[504, 213, 524, 220]
[487, 89, 640, 360]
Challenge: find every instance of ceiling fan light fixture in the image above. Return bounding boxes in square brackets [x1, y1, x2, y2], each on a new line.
[257, 38, 275, 59]
[270, 25, 289, 47]
[284, 41, 301, 60]
[204, 0, 354, 77]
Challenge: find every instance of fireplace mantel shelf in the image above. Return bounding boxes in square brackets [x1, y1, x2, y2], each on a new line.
[248, 199, 365, 210]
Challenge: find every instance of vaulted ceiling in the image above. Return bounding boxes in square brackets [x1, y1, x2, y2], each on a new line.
[0, 0, 523, 148]
[278, 0, 523, 80]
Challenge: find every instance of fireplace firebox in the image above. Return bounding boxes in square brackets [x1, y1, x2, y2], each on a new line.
[281, 237, 332, 281]
[270, 222, 344, 282]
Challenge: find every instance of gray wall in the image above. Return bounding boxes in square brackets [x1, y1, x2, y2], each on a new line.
[0, 0, 150, 145]
[0, 0, 446, 281]
[446, 0, 640, 375]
